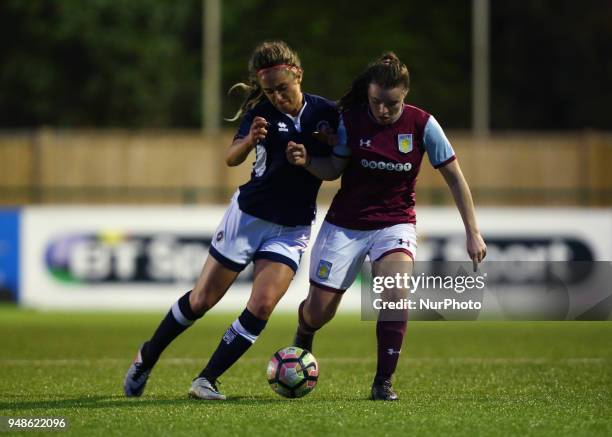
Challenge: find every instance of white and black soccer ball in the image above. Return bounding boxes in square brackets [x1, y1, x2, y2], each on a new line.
[267, 346, 318, 398]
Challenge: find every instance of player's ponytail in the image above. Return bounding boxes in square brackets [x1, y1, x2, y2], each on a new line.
[338, 52, 410, 113]
[226, 40, 302, 121]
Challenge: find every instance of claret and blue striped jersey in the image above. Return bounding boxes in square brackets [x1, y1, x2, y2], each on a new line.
[233, 93, 339, 227]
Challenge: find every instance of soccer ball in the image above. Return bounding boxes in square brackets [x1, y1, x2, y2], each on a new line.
[267, 346, 318, 398]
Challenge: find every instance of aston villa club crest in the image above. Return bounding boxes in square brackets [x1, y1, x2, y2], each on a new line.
[398, 134, 413, 153]
[316, 260, 332, 280]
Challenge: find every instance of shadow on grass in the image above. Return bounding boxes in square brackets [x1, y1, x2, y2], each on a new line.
[0, 395, 367, 411]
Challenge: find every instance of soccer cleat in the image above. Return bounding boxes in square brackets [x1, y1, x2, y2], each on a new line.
[123, 345, 152, 397]
[188, 377, 226, 400]
[371, 378, 399, 401]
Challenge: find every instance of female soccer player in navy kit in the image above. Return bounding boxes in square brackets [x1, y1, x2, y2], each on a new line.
[286, 53, 487, 400]
[124, 40, 338, 400]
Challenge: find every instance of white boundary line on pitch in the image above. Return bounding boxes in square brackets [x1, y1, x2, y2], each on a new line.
[0, 357, 609, 366]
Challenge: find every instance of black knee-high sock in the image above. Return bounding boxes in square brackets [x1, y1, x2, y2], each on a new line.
[375, 320, 407, 382]
[199, 308, 267, 381]
[140, 291, 201, 368]
[293, 300, 319, 352]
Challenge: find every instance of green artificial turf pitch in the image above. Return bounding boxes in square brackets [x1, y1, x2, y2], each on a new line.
[0, 306, 610, 436]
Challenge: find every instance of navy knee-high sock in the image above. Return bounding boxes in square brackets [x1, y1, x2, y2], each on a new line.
[375, 320, 407, 382]
[199, 308, 267, 381]
[140, 291, 201, 368]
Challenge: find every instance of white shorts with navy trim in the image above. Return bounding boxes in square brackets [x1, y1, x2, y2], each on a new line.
[309, 220, 417, 293]
[209, 191, 311, 273]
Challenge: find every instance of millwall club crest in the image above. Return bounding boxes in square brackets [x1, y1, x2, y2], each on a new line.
[398, 134, 413, 153]
[316, 120, 331, 132]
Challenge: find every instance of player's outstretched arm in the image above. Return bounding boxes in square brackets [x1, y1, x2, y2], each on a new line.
[438, 159, 487, 270]
[285, 142, 349, 181]
[226, 116, 268, 166]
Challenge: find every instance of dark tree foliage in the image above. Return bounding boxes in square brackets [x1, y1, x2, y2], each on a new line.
[0, 0, 201, 127]
[222, 0, 470, 128]
[0, 0, 609, 129]
[490, 0, 612, 129]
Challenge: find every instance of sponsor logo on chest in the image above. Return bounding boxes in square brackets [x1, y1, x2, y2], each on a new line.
[361, 159, 412, 172]
[277, 121, 289, 132]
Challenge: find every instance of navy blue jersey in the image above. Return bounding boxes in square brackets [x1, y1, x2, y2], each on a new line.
[233, 93, 339, 226]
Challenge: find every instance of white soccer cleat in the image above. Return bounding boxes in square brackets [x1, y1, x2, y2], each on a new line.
[188, 377, 226, 400]
[123, 346, 152, 397]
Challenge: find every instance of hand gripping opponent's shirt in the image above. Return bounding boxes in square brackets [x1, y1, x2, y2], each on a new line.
[326, 104, 455, 230]
[234, 93, 339, 226]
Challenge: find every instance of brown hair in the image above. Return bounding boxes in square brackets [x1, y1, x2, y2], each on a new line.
[337, 52, 410, 113]
[226, 40, 302, 121]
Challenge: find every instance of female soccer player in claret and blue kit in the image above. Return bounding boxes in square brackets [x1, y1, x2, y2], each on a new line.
[123, 40, 339, 400]
[286, 52, 487, 400]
